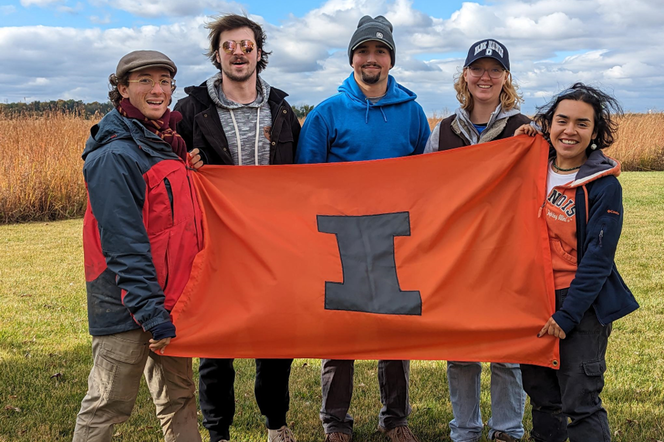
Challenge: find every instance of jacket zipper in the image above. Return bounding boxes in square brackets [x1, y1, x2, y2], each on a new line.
[163, 247, 169, 291]
[599, 227, 604, 247]
[164, 178, 174, 222]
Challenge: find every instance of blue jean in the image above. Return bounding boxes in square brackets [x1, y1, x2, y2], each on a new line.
[447, 361, 526, 441]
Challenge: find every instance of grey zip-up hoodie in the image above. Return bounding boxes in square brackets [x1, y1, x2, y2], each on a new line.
[206, 73, 273, 165]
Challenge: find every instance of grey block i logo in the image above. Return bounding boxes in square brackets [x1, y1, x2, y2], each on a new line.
[317, 212, 422, 315]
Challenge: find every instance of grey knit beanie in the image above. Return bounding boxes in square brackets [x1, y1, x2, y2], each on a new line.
[348, 15, 395, 67]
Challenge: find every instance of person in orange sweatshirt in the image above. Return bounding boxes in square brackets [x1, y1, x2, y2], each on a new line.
[516, 83, 639, 442]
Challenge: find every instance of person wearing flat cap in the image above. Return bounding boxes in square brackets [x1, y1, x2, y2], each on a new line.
[295, 15, 429, 442]
[73, 50, 203, 442]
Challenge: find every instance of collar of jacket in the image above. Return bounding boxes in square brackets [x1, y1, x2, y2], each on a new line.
[82, 109, 180, 161]
[566, 150, 621, 188]
[451, 104, 521, 145]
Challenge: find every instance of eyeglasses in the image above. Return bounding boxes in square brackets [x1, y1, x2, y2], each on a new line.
[466, 66, 505, 79]
[127, 78, 176, 92]
[220, 39, 255, 54]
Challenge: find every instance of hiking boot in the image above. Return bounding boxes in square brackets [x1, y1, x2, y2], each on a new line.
[324, 432, 352, 442]
[268, 426, 297, 442]
[378, 425, 419, 442]
[492, 431, 521, 442]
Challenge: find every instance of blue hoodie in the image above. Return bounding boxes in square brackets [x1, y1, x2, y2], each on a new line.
[295, 73, 430, 163]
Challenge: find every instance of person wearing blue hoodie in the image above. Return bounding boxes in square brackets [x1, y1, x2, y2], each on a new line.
[295, 15, 429, 442]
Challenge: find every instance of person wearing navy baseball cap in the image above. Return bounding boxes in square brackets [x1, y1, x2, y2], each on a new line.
[424, 39, 529, 442]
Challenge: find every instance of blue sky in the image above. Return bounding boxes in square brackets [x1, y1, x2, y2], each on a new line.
[1, 0, 663, 114]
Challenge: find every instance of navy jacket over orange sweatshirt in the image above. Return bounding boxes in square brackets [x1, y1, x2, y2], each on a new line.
[548, 150, 639, 333]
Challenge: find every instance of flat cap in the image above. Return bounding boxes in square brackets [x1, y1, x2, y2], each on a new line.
[115, 50, 177, 78]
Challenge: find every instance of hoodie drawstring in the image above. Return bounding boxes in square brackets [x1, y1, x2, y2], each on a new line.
[379, 107, 387, 122]
[230, 107, 262, 166]
[229, 109, 242, 165]
[364, 100, 388, 124]
[254, 107, 261, 165]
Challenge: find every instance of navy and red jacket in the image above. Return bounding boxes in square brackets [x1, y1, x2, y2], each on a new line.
[82, 109, 203, 339]
[550, 150, 639, 333]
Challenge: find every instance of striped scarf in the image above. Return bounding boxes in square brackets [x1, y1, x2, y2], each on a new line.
[117, 98, 188, 160]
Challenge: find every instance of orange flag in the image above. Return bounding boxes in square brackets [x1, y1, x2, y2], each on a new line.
[167, 135, 559, 368]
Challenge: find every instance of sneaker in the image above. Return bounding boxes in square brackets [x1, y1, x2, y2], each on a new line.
[378, 425, 419, 442]
[493, 431, 521, 442]
[324, 432, 352, 442]
[268, 426, 297, 442]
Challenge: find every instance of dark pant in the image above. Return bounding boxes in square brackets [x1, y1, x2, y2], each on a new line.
[320, 359, 411, 434]
[521, 289, 612, 442]
[199, 358, 294, 442]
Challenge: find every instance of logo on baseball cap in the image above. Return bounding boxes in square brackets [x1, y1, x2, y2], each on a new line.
[464, 39, 510, 71]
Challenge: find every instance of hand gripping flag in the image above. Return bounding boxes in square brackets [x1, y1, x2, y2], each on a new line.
[167, 135, 559, 368]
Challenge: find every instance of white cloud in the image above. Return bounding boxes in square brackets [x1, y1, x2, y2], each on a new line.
[94, 0, 242, 18]
[2, 0, 664, 113]
[20, 0, 62, 6]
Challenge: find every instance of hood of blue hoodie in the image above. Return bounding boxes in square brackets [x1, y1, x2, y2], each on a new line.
[338, 73, 417, 107]
[336, 73, 418, 124]
[82, 109, 179, 161]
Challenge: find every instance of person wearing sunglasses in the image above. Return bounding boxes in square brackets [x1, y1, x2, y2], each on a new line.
[73, 50, 203, 442]
[174, 13, 300, 442]
[295, 15, 430, 442]
[423, 39, 530, 442]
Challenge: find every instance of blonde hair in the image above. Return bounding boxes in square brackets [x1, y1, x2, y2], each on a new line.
[453, 68, 523, 113]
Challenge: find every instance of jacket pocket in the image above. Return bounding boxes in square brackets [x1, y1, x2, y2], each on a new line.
[148, 230, 170, 294]
[144, 160, 183, 234]
[551, 238, 577, 265]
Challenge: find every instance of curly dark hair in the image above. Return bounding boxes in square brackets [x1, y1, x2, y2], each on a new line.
[535, 82, 623, 155]
[108, 73, 129, 107]
[205, 14, 271, 73]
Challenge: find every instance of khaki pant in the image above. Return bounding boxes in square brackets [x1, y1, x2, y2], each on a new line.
[73, 329, 201, 442]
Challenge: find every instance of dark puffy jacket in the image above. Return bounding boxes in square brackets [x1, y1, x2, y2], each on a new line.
[174, 82, 300, 165]
[551, 150, 639, 333]
[82, 110, 203, 339]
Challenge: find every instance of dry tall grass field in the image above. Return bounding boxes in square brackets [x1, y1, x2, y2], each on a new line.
[0, 112, 91, 223]
[1, 112, 663, 223]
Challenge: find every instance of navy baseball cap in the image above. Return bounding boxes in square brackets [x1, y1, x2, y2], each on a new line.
[464, 39, 510, 71]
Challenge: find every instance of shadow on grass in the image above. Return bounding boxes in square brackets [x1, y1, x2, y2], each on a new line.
[0, 351, 473, 442]
[4, 348, 659, 442]
[0, 342, 167, 442]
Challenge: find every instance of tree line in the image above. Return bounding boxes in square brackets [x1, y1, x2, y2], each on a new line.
[0, 100, 114, 118]
[0, 100, 315, 119]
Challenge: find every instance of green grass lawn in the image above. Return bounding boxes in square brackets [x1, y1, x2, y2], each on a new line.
[1, 172, 662, 442]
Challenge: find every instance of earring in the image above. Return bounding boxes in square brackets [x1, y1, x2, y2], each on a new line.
[591, 141, 598, 150]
